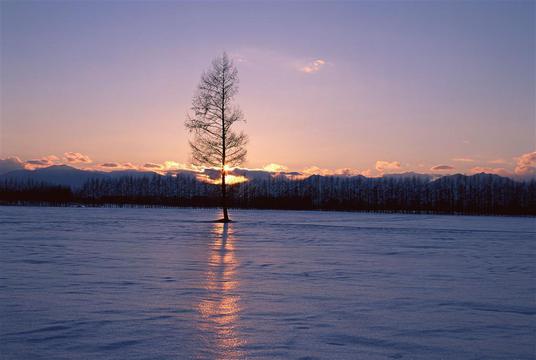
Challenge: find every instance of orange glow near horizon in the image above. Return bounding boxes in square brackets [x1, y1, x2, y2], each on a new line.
[220, 174, 248, 185]
[196, 169, 249, 185]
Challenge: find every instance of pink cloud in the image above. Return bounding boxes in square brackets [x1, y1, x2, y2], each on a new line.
[122, 163, 137, 169]
[299, 59, 327, 74]
[96, 162, 142, 171]
[514, 151, 536, 176]
[431, 165, 454, 171]
[452, 158, 474, 163]
[64, 152, 92, 163]
[92, 160, 198, 173]
[375, 160, 401, 173]
[24, 155, 61, 169]
[469, 167, 513, 177]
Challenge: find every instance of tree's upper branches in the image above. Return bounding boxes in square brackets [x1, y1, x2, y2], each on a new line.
[185, 52, 247, 168]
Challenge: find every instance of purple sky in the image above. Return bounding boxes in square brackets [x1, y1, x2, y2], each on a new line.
[1, 1, 534, 177]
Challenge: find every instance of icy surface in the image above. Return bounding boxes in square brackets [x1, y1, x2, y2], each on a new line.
[0, 206, 534, 359]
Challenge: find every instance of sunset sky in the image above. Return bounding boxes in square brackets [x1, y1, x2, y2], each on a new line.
[1, 1, 534, 177]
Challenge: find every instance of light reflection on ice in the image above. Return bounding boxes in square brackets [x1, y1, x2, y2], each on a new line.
[197, 222, 245, 359]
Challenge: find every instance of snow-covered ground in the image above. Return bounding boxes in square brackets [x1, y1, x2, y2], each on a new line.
[0, 206, 534, 359]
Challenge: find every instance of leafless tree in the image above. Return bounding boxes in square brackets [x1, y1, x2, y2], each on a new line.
[185, 53, 248, 222]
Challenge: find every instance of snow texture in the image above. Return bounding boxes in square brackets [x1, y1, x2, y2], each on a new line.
[0, 207, 534, 359]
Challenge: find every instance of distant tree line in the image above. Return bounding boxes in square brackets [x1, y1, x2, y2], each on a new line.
[0, 179, 73, 204]
[1, 173, 534, 215]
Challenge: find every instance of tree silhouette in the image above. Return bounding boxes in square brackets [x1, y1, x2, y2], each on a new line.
[185, 53, 248, 222]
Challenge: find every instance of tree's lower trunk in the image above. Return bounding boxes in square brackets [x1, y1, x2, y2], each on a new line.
[221, 168, 230, 222]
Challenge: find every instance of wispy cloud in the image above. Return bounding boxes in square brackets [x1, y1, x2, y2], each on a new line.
[95, 160, 193, 173]
[230, 48, 330, 77]
[97, 162, 141, 171]
[64, 152, 92, 163]
[514, 151, 536, 176]
[452, 158, 474, 163]
[431, 164, 454, 171]
[299, 59, 327, 74]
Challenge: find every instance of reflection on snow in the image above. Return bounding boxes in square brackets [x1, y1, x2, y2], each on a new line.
[197, 222, 244, 359]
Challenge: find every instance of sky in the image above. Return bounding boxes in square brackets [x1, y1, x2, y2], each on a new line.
[1, 1, 535, 178]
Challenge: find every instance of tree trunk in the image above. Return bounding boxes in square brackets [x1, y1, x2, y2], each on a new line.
[221, 168, 229, 222]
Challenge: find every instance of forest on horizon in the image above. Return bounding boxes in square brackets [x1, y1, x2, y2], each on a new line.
[1, 172, 534, 216]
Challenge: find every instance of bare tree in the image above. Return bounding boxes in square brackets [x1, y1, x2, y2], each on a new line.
[185, 53, 247, 222]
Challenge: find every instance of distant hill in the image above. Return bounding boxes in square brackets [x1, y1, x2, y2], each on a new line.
[0, 165, 157, 188]
[0, 165, 529, 190]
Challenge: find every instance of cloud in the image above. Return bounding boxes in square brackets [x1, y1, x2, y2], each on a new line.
[488, 159, 508, 164]
[469, 167, 512, 177]
[452, 158, 474, 163]
[263, 163, 289, 173]
[97, 162, 142, 171]
[44, 155, 60, 162]
[299, 59, 326, 74]
[64, 152, 92, 163]
[360, 169, 374, 177]
[161, 161, 193, 171]
[375, 160, 401, 173]
[100, 162, 120, 168]
[301, 166, 362, 177]
[514, 151, 536, 176]
[26, 159, 52, 166]
[144, 161, 202, 175]
[95, 160, 198, 174]
[122, 163, 137, 169]
[24, 155, 61, 169]
[431, 165, 454, 171]
[0, 157, 25, 174]
[336, 168, 361, 176]
[194, 164, 366, 184]
[301, 166, 333, 176]
[143, 163, 164, 170]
